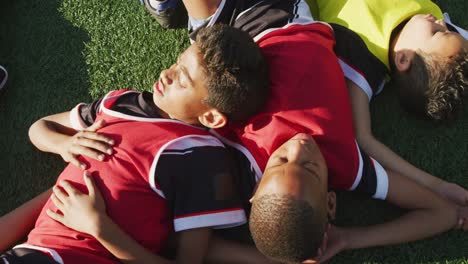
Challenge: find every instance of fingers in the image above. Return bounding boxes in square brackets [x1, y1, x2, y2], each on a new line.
[83, 171, 96, 197]
[84, 120, 114, 145]
[52, 185, 68, 204]
[455, 217, 468, 231]
[62, 120, 114, 169]
[50, 193, 64, 214]
[68, 130, 114, 163]
[457, 206, 468, 230]
[321, 228, 329, 253]
[73, 132, 114, 155]
[68, 155, 87, 170]
[78, 130, 114, 148]
[59, 180, 81, 197]
[69, 145, 105, 162]
[46, 209, 64, 223]
[87, 119, 106, 132]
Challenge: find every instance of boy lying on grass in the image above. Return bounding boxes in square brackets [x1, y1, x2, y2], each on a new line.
[308, 0, 468, 206]
[0, 24, 272, 264]
[165, 0, 468, 262]
[2, 1, 466, 263]
[20, 1, 465, 263]
[149, 0, 468, 207]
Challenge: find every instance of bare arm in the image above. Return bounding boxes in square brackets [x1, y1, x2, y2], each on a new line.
[0, 189, 51, 252]
[49, 172, 266, 264]
[95, 222, 272, 264]
[181, 0, 220, 19]
[29, 112, 114, 169]
[319, 168, 458, 262]
[205, 236, 276, 264]
[94, 215, 174, 264]
[346, 79, 468, 206]
[347, 169, 457, 248]
[29, 112, 77, 155]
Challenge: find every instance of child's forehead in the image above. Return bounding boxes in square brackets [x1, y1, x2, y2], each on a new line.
[181, 43, 201, 57]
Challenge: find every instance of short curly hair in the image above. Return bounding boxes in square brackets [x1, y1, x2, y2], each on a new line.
[249, 194, 326, 263]
[195, 24, 269, 121]
[392, 49, 468, 121]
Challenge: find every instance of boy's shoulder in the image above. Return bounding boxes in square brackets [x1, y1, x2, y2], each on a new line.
[331, 23, 388, 100]
[99, 89, 162, 119]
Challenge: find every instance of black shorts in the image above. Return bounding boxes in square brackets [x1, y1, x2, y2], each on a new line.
[1, 248, 58, 264]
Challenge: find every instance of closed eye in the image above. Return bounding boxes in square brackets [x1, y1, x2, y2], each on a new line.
[302, 161, 320, 178]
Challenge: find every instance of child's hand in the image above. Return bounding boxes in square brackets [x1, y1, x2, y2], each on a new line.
[60, 120, 115, 169]
[455, 206, 468, 231]
[47, 171, 107, 237]
[436, 181, 468, 207]
[314, 224, 349, 263]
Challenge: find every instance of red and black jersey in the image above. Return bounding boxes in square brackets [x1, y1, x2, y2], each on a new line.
[21, 90, 246, 264]
[331, 23, 388, 101]
[196, 0, 389, 199]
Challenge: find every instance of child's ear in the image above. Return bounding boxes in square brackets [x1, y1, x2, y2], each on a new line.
[198, 109, 227, 128]
[394, 50, 415, 72]
[326, 191, 337, 221]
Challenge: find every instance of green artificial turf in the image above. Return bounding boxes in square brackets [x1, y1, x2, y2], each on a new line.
[0, 0, 466, 262]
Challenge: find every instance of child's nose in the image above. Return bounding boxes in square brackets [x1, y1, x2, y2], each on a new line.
[435, 19, 448, 29]
[160, 69, 173, 86]
[287, 142, 306, 163]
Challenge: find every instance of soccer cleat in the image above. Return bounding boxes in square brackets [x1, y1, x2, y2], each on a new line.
[144, 0, 188, 29]
[0, 66, 7, 92]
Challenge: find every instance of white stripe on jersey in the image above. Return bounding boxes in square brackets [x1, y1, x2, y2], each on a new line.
[444, 13, 468, 40]
[149, 135, 226, 198]
[13, 245, 64, 264]
[69, 103, 88, 131]
[338, 58, 373, 101]
[349, 142, 389, 200]
[235, 0, 266, 21]
[293, 0, 316, 22]
[174, 209, 247, 232]
[162, 149, 194, 155]
[375, 79, 386, 95]
[210, 129, 263, 183]
[164, 135, 224, 150]
[349, 141, 364, 191]
[253, 21, 331, 42]
[371, 158, 389, 200]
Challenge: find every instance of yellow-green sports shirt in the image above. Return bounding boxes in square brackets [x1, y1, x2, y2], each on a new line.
[310, 0, 443, 69]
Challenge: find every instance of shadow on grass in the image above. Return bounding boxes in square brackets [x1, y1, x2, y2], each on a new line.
[0, 0, 91, 213]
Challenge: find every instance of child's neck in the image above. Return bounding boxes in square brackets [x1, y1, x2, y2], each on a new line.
[158, 109, 205, 127]
[156, 108, 170, 119]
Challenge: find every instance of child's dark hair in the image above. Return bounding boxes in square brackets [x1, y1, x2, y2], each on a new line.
[196, 24, 269, 121]
[249, 194, 326, 263]
[392, 49, 468, 121]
